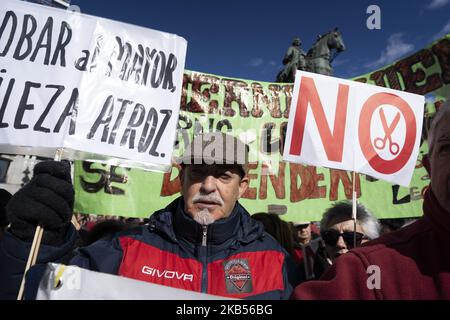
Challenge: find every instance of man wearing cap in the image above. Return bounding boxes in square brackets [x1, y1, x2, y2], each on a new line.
[292, 221, 321, 282]
[293, 221, 313, 247]
[0, 132, 296, 299]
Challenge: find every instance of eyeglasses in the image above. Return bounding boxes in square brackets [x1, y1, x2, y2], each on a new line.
[295, 224, 310, 229]
[321, 230, 366, 248]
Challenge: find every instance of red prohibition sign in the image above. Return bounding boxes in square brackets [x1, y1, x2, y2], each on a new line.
[358, 93, 416, 174]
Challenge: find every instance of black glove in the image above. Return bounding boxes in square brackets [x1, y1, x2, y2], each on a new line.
[0, 188, 12, 226]
[6, 160, 74, 246]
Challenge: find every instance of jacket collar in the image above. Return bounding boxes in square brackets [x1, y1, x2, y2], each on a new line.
[149, 197, 264, 247]
[173, 198, 242, 246]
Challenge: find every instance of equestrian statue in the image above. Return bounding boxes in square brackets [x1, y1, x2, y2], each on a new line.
[276, 27, 346, 82]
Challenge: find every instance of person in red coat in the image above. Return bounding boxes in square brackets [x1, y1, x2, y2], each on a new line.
[292, 102, 450, 300]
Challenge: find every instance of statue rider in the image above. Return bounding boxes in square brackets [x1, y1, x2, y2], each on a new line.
[276, 37, 306, 83]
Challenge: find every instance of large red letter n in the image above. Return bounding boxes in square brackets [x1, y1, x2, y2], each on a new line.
[289, 76, 349, 162]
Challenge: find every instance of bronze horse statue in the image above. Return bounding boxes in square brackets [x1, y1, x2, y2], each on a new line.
[306, 28, 346, 76]
[276, 28, 346, 82]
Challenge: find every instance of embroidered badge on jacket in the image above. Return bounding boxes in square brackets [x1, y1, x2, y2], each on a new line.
[224, 258, 253, 294]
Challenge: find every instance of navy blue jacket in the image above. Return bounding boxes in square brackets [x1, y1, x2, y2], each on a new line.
[0, 197, 297, 299]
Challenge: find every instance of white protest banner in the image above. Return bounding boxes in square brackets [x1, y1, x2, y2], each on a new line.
[0, 0, 91, 151]
[283, 71, 424, 187]
[36, 263, 233, 300]
[0, 0, 187, 171]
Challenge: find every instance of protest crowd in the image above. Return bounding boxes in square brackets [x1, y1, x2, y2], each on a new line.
[1, 103, 449, 300]
[0, 0, 450, 301]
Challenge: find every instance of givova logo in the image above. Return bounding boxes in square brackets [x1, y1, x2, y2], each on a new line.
[141, 266, 194, 282]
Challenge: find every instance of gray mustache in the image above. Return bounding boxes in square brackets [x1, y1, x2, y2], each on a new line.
[192, 194, 224, 206]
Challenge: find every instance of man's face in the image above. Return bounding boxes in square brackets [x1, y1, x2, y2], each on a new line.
[180, 165, 249, 224]
[430, 111, 450, 212]
[296, 224, 311, 243]
[323, 218, 367, 262]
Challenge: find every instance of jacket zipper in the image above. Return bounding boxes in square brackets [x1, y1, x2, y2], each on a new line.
[202, 226, 207, 246]
[201, 225, 208, 293]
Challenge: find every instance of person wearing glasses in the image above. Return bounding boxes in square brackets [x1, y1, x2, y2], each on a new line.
[320, 202, 380, 263]
[312, 202, 380, 280]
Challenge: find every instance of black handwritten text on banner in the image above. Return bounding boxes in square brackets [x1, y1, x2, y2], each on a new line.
[0, 0, 187, 169]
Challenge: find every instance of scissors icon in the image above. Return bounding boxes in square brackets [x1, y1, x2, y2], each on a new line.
[373, 108, 401, 156]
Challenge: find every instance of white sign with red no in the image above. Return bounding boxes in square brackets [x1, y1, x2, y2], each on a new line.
[283, 71, 424, 187]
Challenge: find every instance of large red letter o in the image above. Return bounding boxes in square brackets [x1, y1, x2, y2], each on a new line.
[358, 93, 416, 174]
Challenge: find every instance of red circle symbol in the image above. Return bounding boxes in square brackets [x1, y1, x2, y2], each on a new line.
[358, 93, 416, 174]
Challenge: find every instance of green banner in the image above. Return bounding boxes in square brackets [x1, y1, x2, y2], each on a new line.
[74, 34, 450, 222]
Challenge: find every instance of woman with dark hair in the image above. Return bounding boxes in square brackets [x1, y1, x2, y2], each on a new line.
[252, 212, 300, 286]
[251, 213, 295, 258]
